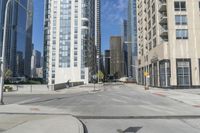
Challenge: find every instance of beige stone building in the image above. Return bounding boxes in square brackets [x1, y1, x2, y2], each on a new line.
[137, 0, 200, 88]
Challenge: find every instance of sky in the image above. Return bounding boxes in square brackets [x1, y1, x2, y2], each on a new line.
[32, 0, 44, 54]
[32, 0, 128, 55]
[101, 0, 128, 51]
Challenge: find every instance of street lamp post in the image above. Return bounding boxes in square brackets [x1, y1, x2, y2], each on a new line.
[0, 0, 31, 105]
[0, 0, 11, 105]
[97, 55, 100, 83]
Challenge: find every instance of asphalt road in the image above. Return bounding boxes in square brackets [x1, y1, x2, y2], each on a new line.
[3, 84, 200, 133]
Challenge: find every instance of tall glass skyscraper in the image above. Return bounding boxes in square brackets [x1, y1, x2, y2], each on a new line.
[44, 0, 101, 84]
[95, 0, 101, 72]
[127, 0, 137, 81]
[0, 0, 33, 78]
[123, 20, 128, 76]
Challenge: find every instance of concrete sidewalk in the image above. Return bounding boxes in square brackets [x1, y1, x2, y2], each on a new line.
[148, 88, 200, 107]
[2, 116, 83, 133]
[126, 84, 200, 107]
[4, 83, 105, 95]
[0, 104, 66, 114]
[0, 104, 84, 133]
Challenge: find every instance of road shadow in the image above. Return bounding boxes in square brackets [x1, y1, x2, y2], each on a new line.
[20, 92, 92, 105]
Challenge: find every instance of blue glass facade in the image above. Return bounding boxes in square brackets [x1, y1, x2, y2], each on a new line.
[123, 20, 128, 76]
[59, 0, 71, 68]
[128, 0, 137, 80]
[0, 0, 33, 78]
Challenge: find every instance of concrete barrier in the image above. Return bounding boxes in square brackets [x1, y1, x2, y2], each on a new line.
[5, 85, 50, 92]
[5, 82, 84, 92]
[54, 82, 84, 90]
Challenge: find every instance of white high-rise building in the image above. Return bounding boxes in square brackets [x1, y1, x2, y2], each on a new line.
[44, 0, 100, 85]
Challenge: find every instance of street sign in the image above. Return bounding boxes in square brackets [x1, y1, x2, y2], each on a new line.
[144, 72, 149, 77]
[92, 75, 97, 80]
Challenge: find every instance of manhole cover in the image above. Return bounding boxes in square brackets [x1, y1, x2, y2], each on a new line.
[117, 127, 142, 133]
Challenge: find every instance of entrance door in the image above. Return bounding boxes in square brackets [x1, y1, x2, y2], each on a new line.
[154, 63, 158, 86]
[177, 59, 191, 87]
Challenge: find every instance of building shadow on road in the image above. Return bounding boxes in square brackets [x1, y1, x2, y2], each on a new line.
[19, 93, 92, 105]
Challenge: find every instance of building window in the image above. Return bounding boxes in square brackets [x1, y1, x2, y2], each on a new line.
[148, 31, 151, 40]
[174, 1, 186, 11]
[177, 59, 191, 87]
[59, 0, 71, 68]
[141, 68, 144, 85]
[175, 15, 187, 25]
[152, 15, 156, 24]
[153, 63, 158, 86]
[153, 26, 156, 36]
[148, 20, 151, 30]
[199, 59, 200, 82]
[176, 29, 188, 39]
[159, 61, 171, 87]
[199, 1, 200, 11]
[149, 65, 153, 86]
[149, 42, 152, 50]
[152, 3, 155, 13]
[138, 68, 141, 84]
[153, 38, 156, 48]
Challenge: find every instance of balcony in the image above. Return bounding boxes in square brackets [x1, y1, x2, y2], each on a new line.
[160, 26, 168, 38]
[159, 12, 167, 24]
[160, 38, 168, 44]
[159, 0, 167, 12]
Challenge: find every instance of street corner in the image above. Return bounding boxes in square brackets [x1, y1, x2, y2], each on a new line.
[3, 115, 84, 133]
[0, 104, 65, 114]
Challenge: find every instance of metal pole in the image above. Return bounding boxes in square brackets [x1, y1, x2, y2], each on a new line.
[94, 79, 96, 91]
[0, 0, 12, 105]
[98, 56, 100, 83]
[0, 0, 30, 105]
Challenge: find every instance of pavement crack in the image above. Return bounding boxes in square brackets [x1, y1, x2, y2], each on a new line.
[181, 119, 200, 130]
[5, 120, 28, 131]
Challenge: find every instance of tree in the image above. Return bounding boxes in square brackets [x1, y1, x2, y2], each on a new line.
[5, 69, 12, 80]
[96, 71, 104, 81]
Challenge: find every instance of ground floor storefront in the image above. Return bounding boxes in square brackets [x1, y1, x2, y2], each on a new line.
[138, 59, 199, 88]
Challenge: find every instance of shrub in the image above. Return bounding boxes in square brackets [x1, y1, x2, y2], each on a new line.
[4, 86, 13, 92]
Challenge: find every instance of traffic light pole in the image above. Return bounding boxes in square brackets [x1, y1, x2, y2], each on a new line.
[0, 0, 11, 105]
[0, 0, 30, 105]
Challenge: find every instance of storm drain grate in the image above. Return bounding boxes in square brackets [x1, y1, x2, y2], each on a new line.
[117, 127, 142, 133]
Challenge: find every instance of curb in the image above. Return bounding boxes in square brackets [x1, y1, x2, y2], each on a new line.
[3, 116, 84, 133]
